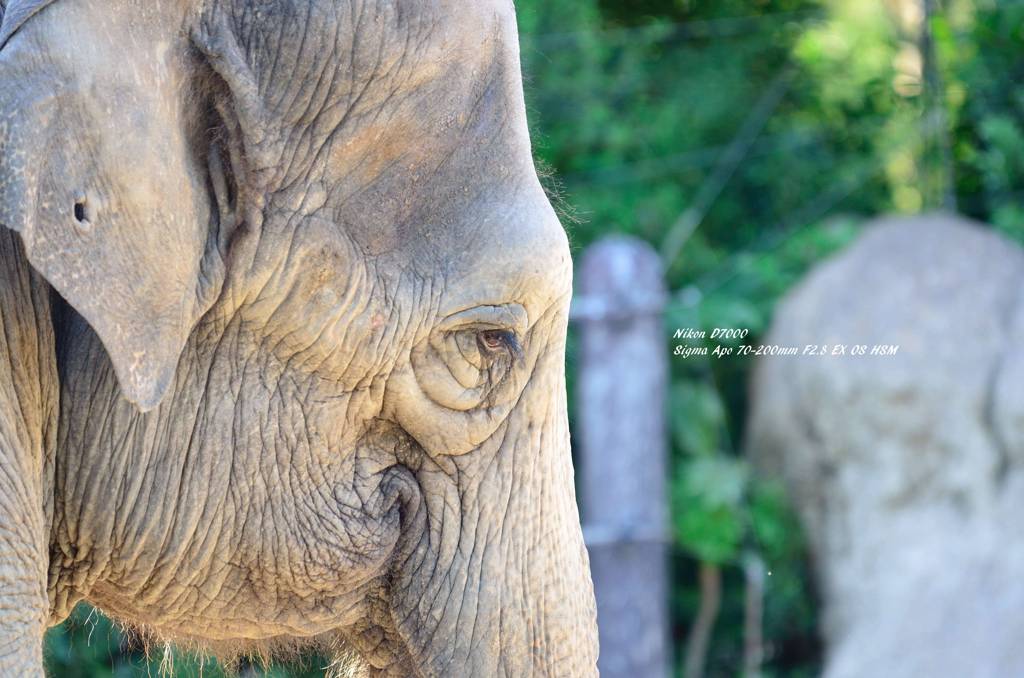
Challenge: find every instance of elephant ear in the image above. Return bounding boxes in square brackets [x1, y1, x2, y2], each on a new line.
[190, 1, 357, 209]
[0, 0, 59, 50]
[190, 5, 277, 202]
[0, 2, 228, 412]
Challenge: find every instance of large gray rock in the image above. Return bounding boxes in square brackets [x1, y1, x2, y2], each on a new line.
[746, 213, 1024, 677]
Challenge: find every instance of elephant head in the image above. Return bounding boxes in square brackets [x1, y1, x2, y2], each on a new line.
[0, 0, 599, 675]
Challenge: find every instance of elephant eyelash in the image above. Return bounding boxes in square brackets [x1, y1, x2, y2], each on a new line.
[475, 329, 524, 372]
[477, 329, 523, 361]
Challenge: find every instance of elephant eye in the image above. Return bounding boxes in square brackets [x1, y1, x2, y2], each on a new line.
[438, 305, 528, 368]
[478, 329, 522, 359]
[410, 304, 531, 413]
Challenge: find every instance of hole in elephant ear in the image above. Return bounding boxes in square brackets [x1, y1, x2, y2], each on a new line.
[73, 198, 92, 229]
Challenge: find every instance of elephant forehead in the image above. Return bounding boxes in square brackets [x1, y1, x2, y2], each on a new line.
[238, 0, 531, 194]
[273, 0, 550, 288]
[436, 187, 573, 319]
[240, 0, 513, 126]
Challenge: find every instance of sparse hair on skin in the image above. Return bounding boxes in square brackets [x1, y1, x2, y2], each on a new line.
[534, 157, 580, 227]
[62, 609, 370, 678]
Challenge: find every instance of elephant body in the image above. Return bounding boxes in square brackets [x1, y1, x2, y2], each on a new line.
[0, 228, 57, 672]
[747, 214, 1024, 677]
[0, 0, 600, 675]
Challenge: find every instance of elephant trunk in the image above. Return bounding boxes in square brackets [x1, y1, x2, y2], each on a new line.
[378, 343, 599, 677]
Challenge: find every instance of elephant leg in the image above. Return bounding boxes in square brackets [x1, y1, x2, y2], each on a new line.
[0, 227, 57, 676]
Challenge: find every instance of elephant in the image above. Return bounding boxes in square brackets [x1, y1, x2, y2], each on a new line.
[746, 214, 1024, 677]
[0, 0, 600, 675]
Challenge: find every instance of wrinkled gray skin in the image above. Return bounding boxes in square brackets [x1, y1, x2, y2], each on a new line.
[0, 0, 600, 675]
[747, 214, 1024, 677]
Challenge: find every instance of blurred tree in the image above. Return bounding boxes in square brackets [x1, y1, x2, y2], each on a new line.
[945, 0, 1024, 239]
[518, 0, 1024, 676]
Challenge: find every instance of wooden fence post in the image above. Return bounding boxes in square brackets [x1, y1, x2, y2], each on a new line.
[574, 236, 670, 678]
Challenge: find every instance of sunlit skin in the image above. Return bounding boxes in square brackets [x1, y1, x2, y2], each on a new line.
[0, 0, 599, 675]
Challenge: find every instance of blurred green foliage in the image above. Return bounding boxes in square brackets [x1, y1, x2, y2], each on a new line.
[45, 606, 328, 677]
[45, 0, 1024, 675]
[517, 0, 1023, 675]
